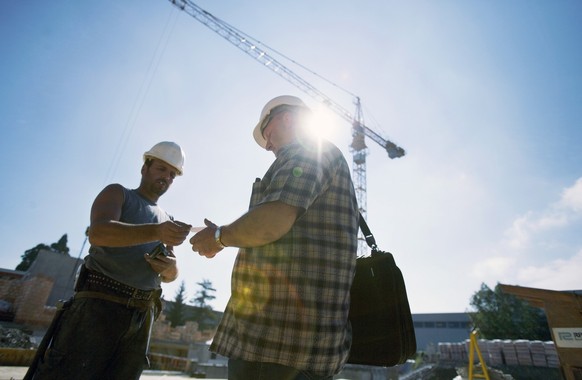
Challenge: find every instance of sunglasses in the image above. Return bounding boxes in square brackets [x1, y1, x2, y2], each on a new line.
[260, 105, 295, 135]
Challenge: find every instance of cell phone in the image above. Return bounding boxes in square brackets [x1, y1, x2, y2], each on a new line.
[149, 243, 168, 259]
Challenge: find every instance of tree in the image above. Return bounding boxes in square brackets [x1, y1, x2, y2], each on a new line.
[16, 234, 70, 271]
[468, 283, 551, 341]
[191, 279, 216, 308]
[50, 234, 70, 255]
[190, 279, 218, 331]
[166, 281, 188, 327]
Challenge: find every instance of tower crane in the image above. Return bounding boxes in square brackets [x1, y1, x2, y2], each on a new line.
[168, 0, 405, 254]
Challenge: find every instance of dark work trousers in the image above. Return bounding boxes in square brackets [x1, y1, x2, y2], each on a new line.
[228, 358, 333, 380]
[31, 297, 153, 380]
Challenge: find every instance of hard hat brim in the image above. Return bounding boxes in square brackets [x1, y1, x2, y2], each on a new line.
[253, 120, 268, 149]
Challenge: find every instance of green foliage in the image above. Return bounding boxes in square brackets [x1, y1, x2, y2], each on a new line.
[469, 283, 551, 340]
[190, 279, 218, 331]
[191, 279, 216, 308]
[16, 234, 70, 271]
[50, 234, 70, 255]
[166, 281, 188, 328]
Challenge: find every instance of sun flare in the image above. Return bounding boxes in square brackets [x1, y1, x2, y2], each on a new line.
[304, 104, 342, 141]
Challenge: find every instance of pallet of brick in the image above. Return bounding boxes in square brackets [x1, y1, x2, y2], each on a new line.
[543, 341, 560, 368]
[459, 339, 471, 363]
[529, 340, 547, 367]
[514, 340, 533, 366]
[501, 340, 518, 365]
[438, 342, 452, 361]
[487, 339, 504, 366]
[452, 342, 467, 362]
[477, 339, 490, 364]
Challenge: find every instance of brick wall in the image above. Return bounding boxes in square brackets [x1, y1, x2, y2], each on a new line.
[14, 275, 56, 326]
[0, 271, 24, 304]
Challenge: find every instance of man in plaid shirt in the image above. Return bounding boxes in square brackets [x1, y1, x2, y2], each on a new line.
[190, 95, 359, 379]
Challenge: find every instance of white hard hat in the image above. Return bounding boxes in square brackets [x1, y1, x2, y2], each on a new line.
[143, 141, 185, 175]
[253, 95, 310, 148]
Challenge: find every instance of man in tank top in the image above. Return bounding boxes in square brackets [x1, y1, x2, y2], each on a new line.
[27, 141, 192, 380]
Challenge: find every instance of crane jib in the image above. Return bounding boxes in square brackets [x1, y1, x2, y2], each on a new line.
[168, 0, 406, 254]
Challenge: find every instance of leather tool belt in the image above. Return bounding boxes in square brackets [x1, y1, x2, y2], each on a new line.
[75, 266, 162, 312]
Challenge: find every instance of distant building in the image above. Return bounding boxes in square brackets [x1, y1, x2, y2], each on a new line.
[0, 249, 81, 326]
[412, 312, 473, 354]
[0, 268, 24, 321]
[25, 248, 82, 307]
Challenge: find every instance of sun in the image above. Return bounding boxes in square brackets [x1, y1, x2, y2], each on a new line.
[304, 104, 342, 141]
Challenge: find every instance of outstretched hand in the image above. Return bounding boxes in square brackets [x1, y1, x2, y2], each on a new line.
[190, 218, 224, 259]
[159, 220, 192, 246]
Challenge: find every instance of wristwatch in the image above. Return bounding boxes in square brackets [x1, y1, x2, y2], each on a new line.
[214, 226, 226, 248]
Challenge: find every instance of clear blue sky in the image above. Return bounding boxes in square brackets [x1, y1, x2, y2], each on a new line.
[1, 1, 581, 313]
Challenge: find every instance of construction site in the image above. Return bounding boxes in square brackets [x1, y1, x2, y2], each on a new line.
[2, 0, 582, 379]
[1, 250, 580, 379]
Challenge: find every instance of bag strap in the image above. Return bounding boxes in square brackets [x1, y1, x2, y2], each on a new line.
[358, 212, 378, 251]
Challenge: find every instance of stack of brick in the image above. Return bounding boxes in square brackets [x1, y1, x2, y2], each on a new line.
[487, 339, 504, 366]
[439, 338, 560, 369]
[544, 341, 560, 368]
[467, 338, 491, 364]
[515, 340, 533, 366]
[438, 342, 452, 361]
[529, 340, 547, 367]
[501, 340, 519, 366]
[438, 341, 468, 362]
[454, 341, 468, 362]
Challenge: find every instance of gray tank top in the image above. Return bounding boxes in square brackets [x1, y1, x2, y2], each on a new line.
[85, 186, 172, 290]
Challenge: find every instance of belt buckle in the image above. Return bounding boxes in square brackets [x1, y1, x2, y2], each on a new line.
[131, 288, 150, 301]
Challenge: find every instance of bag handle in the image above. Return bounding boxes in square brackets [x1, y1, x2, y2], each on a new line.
[358, 212, 378, 251]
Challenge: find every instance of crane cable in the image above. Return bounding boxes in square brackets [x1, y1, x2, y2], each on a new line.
[102, 5, 180, 186]
[77, 6, 180, 264]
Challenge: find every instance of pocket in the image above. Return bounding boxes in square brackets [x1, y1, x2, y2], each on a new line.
[249, 178, 263, 207]
[39, 346, 66, 370]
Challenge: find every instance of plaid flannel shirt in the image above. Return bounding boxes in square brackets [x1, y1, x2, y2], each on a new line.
[210, 140, 359, 376]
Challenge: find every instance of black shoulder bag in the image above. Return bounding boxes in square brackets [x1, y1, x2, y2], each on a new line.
[347, 213, 417, 366]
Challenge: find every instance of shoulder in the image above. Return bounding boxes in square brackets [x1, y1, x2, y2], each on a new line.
[102, 183, 126, 192]
[95, 183, 127, 203]
[100, 183, 126, 196]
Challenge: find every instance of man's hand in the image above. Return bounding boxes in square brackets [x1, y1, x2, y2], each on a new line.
[190, 218, 223, 259]
[158, 220, 192, 246]
[145, 246, 178, 282]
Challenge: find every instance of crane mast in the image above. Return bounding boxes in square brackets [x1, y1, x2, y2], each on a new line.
[169, 0, 405, 254]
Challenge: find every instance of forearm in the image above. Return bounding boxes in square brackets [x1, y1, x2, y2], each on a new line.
[88, 221, 160, 247]
[221, 201, 299, 248]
